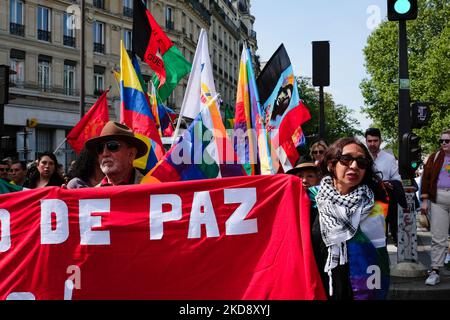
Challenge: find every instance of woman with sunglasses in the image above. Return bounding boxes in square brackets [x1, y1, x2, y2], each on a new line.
[310, 137, 390, 300]
[420, 129, 450, 286]
[25, 152, 65, 189]
[310, 141, 328, 166]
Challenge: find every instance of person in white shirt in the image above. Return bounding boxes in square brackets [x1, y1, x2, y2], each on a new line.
[365, 128, 402, 182]
[365, 128, 404, 245]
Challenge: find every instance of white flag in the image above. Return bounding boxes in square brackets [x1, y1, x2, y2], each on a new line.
[179, 28, 217, 119]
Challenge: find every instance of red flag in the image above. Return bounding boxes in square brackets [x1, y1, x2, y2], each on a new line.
[66, 90, 110, 154]
[132, 0, 173, 87]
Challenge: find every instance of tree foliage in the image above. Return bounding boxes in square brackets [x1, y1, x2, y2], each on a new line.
[361, 0, 449, 154]
[297, 76, 362, 150]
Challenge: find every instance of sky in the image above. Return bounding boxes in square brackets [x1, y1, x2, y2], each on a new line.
[252, 0, 389, 132]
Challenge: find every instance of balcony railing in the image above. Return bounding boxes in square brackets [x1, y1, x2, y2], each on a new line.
[39, 84, 52, 92]
[94, 88, 104, 96]
[38, 29, 51, 42]
[184, 0, 211, 24]
[123, 6, 133, 18]
[64, 35, 76, 47]
[93, 0, 104, 9]
[240, 22, 248, 36]
[64, 88, 79, 96]
[94, 42, 105, 54]
[166, 20, 174, 30]
[10, 23, 25, 37]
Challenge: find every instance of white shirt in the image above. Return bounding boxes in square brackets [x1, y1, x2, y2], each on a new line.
[373, 149, 402, 181]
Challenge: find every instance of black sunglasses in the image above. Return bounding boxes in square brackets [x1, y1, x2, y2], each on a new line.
[439, 139, 450, 145]
[312, 150, 324, 155]
[338, 154, 370, 169]
[96, 141, 122, 155]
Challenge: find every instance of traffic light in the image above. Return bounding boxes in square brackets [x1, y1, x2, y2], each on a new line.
[0, 65, 10, 105]
[401, 132, 421, 178]
[387, 0, 418, 21]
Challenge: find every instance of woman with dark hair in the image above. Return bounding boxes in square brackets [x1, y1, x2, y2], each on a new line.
[311, 137, 390, 300]
[24, 152, 65, 189]
[66, 148, 104, 189]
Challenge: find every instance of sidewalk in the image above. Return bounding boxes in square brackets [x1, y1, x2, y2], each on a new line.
[387, 229, 450, 300]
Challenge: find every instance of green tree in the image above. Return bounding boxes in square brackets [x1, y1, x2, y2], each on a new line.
[297, 76, 362, 149]
[361, 0, 449, 154]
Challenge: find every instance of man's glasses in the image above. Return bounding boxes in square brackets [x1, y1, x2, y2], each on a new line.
[96, 141, 122, 155]
[312, 150, 324, 155]
[338, 154, 370, 170]
[439, 139, 450, 145]
[0, 167, 7, 172]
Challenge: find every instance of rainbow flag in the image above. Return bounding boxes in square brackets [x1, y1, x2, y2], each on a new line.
[142, 92, 246, 183]
[119, 41, 164, 173]
[233, 46, 273, 175]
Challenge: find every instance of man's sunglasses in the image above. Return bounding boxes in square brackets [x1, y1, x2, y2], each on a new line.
[338, 154, 370, 170]
[96, 141, 122, 155]
[439, 139, 450, 145]
[312, 150, 324, 155]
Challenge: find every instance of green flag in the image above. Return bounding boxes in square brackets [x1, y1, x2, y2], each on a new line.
[224, 105, 235, 130]
[153, 46, 192, 101]
[0, 179, 23, 194]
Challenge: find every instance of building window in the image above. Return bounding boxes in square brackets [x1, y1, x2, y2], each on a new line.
[38, 56, 52, 92]
[10, 0, 25, 36]
[10, 49, 26, 86]
[64, 61, 76, 96]
[63, 13, 76, 47]
[166, 7, 174, 30]
[94, 66, 105, 96]
[36, 128, 54, 155]
[93, 21, 105, 54]
[37, 6, 52, 42]
[93, 0, 105, 10]
[124, 29, 132, 53]
[123, 0, 133, 17]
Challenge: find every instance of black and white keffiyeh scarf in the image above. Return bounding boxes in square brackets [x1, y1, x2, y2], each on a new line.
[316, 175, 374, 296]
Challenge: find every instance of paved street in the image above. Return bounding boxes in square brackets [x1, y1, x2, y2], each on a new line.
[388, 228, 450, 300]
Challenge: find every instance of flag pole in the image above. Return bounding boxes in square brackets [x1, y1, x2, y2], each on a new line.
[80, 0, 85, 118]
[54, 138, 67, 154]
[171, 93, 221, 146]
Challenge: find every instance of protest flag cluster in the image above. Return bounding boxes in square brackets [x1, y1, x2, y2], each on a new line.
[120, 41, 165, 173]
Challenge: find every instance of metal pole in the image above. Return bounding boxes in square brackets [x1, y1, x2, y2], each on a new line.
[80, 0, 85, 118]
[23, 126, 28, 162]
[319, 86, 325, 140]
[391, 19, 427, 277]
[398, 20, 410, 179]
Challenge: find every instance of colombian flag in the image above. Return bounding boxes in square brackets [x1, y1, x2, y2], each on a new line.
[120, 41, 164, 173]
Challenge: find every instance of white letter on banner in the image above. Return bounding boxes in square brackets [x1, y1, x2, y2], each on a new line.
[188, 191, 219, 239]
[0, 209, 11, 252]
[150, 194, 182, 240]
[41, 199, 69, 244]
[224, 188, 257, 235]
[79, 199, 110, 245]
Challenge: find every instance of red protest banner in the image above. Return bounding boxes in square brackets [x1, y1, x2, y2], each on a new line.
[0, 175, 325, 300]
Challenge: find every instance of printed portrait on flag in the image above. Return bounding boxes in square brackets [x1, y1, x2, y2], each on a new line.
[262, 68, 299, 131]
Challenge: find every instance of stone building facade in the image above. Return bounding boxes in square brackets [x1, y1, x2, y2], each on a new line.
[0, 0, 257, 168]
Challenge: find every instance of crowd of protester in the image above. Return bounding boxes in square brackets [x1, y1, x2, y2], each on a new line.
[1, 124, 449, 299]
